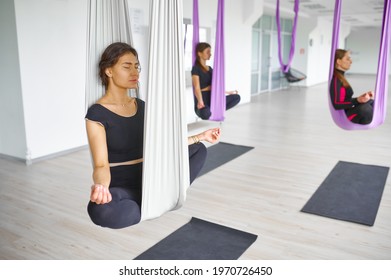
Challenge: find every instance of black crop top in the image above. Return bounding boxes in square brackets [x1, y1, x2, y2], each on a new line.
[191, 64, 213, 90]
[85, 98, 144, 163]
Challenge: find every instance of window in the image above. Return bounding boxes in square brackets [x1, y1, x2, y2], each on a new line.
[251, 15, 293, 94]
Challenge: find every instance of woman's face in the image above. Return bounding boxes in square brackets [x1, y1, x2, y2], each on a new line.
[106, 52, 140, 89]
[198, 47, 212, 61]
[336, 52, 352, 71]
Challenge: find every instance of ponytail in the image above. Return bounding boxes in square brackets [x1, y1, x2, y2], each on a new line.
[334, 49, 351, 88]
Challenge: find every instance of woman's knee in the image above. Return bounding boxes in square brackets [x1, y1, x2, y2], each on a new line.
[87, 200, 141, 229]
[189, 143, 207, 184]
[361, 114, 373, 124]
[226, 94, 241, 110]
[87, 202, 107, 227]
[357, 104, 373, 124]
[189, 142, 207, 161]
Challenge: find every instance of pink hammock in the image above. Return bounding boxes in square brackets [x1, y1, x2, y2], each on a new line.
[328, 0, 390, 130]
[192, 0, 226, 121]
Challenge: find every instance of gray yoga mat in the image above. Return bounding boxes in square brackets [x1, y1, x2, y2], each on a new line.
[134, 217, 258, 260]
[301, 161, 389, 226]
[198, 142, 254, 176]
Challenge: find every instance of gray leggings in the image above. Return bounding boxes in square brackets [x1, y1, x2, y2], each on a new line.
[87, 143, 207, 229]
[195, 91, 241, 120]
[346, 99, 374, 124]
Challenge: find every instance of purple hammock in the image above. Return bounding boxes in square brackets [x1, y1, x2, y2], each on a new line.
[276, 0, 300, 73]
[328, 0, 390, 130]
[192, 0, 199, 66]
[192, 0, 226, 121]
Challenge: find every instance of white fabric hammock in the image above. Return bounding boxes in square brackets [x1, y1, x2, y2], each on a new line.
[85, 0, 133, 110]
[141, 0, 190, 221]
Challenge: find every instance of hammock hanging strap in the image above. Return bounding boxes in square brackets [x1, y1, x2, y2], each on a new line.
[192, 0, 226, 121]
[141, 0, 189, 221]
[328, 0, 390, 130]
[210, 0, 226, 121]
[276, 0, 300, 73]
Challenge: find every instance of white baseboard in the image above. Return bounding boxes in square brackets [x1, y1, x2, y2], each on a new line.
[0, 145, 89, 165]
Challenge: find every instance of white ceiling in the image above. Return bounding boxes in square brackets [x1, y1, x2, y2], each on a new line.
[263, 0, 385, 28]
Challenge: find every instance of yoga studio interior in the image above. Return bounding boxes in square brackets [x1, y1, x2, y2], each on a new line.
[1, 0, 391, 260]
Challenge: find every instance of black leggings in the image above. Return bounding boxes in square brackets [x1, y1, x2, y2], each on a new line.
[346, 99, 374, 124]
[87, 143, 207, 229]
[195, 91, 241, 120]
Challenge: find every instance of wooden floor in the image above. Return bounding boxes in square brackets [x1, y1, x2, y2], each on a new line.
[1, 75, 390, 259]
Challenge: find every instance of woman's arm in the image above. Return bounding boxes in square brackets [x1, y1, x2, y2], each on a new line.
[330, 77, 358, 110]
[86, 120, 112, 204]
[192, 75, 205, 109]
[188, 128, 221, 145]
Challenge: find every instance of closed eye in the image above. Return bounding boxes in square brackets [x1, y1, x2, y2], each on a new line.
[122, 62, 141, 72]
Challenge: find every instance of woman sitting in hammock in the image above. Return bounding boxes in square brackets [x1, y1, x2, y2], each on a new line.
[330, 49, 374, 124]
[85, 42, 221, 229]
[191, 42, 241, 120]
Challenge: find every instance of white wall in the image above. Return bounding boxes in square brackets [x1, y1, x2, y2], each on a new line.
[225, 0, 253, 105]
[13, 0, 88, 162]
[0, 0, 28, 159]
[307, 18, 333, 86]
[307, 18, 350, 86]
[291, 16, 317, 86]
[346, 27, 381, 75]
[242, 0, 264, 26]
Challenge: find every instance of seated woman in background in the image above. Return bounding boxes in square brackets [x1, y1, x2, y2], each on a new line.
[85, 42, 221, 229]
[330, 49, 374, 124]
[191, 42, 241, 120]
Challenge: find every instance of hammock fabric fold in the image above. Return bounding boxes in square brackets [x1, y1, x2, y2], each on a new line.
[141, 0, 189, 221]
[328, 0, 390, 130]
[210, 0, 226, 121]
[85, 0, 133, 110]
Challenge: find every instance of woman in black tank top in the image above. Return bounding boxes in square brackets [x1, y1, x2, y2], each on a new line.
[85, 42, 221, 229]
[191, 42, 241, 120]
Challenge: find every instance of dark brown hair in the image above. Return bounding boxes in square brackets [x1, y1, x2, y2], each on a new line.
[98, 42, 139, 89]
[334, 49, 350, 88]
[194, 42, 211, 72]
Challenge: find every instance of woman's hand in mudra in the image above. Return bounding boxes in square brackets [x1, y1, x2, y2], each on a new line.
[357, 92, 372, 103]
[200, 128, 221, 144]
[226, 90, 238, 95]
[90, 184, 112, 204]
